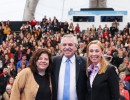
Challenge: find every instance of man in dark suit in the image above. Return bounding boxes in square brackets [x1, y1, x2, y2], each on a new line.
[51, 34, 87, 100]
[0, 67, 10, 93]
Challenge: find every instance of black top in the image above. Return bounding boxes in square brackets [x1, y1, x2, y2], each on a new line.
[86, 65, 119, 100]
[112, 56, 124, 68]
[33, 73, 51, 100]
[0, 74, 10, 92]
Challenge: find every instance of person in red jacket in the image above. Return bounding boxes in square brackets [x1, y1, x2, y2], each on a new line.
[119, 80, 130, 100]
[75, 23, 80, 34]
[29, 17, 37, 30]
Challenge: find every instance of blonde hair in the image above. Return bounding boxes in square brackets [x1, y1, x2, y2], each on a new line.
[86, 40, 109, 75]
[6, 84, 12, 90]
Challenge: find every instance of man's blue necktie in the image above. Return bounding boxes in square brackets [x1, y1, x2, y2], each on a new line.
[62, 58, 70, 100]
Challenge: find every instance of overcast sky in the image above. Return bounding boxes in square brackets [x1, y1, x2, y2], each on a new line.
[0, 0, 130, 22]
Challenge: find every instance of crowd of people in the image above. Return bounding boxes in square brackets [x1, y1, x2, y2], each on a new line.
[0, 15, 130, 100]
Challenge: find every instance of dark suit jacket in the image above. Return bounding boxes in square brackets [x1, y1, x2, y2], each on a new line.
[51, 55, 87, 100]
[86, 65, 119, 100]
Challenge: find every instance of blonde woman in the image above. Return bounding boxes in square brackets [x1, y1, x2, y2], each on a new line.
[86, 40, 119, 100]
[3, 84, 12, 100]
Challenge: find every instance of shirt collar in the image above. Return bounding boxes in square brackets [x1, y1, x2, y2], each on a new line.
[87, 63, 100, 73]
[62, 55, 75, 63]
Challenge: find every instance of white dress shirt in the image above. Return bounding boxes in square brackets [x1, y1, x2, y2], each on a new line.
[88, 63, 100, 88]
[58, 55, 77, 100]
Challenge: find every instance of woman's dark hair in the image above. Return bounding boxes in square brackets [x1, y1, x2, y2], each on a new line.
[28, 48, 52, 74]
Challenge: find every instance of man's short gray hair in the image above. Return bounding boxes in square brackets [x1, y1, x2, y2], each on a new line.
[60, 34, 78, 45]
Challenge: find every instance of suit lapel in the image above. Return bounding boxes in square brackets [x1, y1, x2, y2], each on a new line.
[92, 73, 100, 88]
[55, 56, 62, 89]
[76, 55, 81, 83]
[88, 74, 91, 88]
[88, 72, 100, 88]
[55, 55, 82, 87]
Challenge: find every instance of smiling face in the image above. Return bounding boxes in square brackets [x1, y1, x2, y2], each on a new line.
[60, 37, 77, 58]
[88, 44, 103, 65]
[36, 53, 49, 72]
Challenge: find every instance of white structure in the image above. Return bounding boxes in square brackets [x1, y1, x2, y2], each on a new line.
[68, 10, 128, 31]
